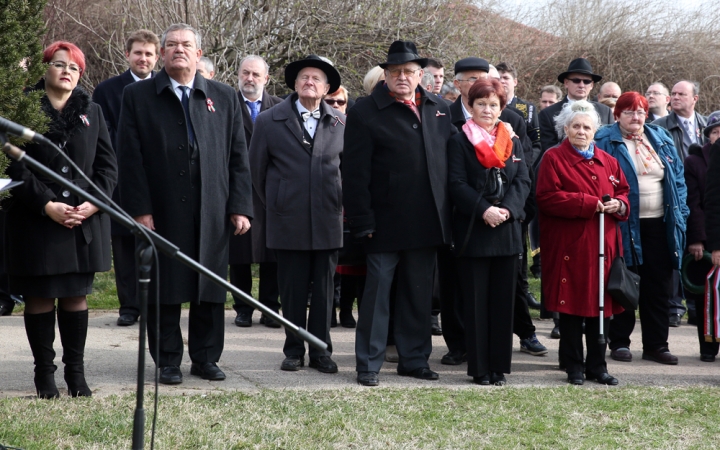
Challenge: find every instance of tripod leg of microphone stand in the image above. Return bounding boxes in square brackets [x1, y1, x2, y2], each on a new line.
[132, 243, 154, 450]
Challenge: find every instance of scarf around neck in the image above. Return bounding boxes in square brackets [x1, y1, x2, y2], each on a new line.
[462, 119, 513, 168]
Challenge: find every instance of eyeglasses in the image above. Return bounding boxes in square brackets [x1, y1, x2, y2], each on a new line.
[645, 91, 665, 97]
[567, 78, 593, 85]
[620, 110, 647, 117]
[324, 99, 346, 106]
[48, 61, 81, 74]
[456, 77, 479, 84]
[387, 68, 419, 78]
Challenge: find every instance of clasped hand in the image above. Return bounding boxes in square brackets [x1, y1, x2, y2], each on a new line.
[596, 198, 622, 214]
[45, 201, 98, 229]
[483, 206, 510, 228]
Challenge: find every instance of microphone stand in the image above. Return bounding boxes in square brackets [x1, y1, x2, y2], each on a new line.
[1, 137, 327, 449]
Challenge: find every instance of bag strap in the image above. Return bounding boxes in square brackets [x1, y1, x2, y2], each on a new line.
[615, 222, 640, 273]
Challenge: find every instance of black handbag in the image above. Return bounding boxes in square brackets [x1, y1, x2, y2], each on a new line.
[606, 224, 640, 311]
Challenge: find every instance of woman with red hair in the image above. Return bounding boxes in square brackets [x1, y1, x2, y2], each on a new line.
[447, 78, 531, 386]
[595, 92, 688, 366]
[5, 41, 117, 398]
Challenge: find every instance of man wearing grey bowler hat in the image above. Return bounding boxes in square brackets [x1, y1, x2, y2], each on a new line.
[249, 54, 345, 374]
[343, 40, 455, 386]
[538, 58, 614, 155]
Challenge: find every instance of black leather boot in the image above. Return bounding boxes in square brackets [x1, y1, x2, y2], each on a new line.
[339, 296, 356, 328]
[57, 308, 92, 397]
[24, 309, 60, 399]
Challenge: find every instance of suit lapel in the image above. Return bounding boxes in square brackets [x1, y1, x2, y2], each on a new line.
[239, 92, 253, 135]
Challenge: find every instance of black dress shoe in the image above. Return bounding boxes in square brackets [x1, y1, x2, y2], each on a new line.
[491, 372, 507, 386]
[550, 326, 561, 339]
[116, 314, 138, 326]
[567, 372, 584, 385]
[431, 315, 443, 336]
[339, 310, 357, 328]
[473, 374, 491, 385]
[159, 366, 183, 385]
[190, 362, 226, 380]
[235, 312, 252, 327]
[260, 314, 281, 328]
[357, 371, 379, 386]
[398, 367, 439, 380]
[441, 350, 467, 365]
[309, 356, 338, 373]
[280, 356, 304, 371]
[700, 354, 716, 362]
[610, 348, 633, 362]
[642, 349, 678, 365]
[525, 293, 541, 310]
[669, 314, 681, 327]
[586, 372, 618, 385]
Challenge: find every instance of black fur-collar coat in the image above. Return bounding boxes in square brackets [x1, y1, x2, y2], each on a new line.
[5, 79, 118, 278]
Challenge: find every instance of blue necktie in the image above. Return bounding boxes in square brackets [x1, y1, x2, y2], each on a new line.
[179, 86, 196, 144]
[245, 100, 259, 123]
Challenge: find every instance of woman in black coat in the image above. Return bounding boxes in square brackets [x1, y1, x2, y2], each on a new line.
[6, 41, 117, 398]
[447, 79, 531, 385]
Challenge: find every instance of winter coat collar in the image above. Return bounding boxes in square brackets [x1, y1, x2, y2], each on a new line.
[154, 68, 208, 97]
[31, 78, 91, 145]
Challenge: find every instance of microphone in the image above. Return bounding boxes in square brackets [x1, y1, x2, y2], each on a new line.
[0, 116, 50, 145]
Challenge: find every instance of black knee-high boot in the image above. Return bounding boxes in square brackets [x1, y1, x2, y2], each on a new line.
[24, 309, 60, 399]
[57, 308, 92, 397]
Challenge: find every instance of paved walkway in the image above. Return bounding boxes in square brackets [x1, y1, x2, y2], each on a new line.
[0, 310, 717, 398]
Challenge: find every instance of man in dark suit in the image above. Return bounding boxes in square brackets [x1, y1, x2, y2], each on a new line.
[250, 55, 344, 374]
[116, 23, 253, 385]
[538, 58, 614, 155]
[230, 55, 283, 329]
[344, 41, 455, 386]
[645, 82, 670, 123]
[92, 29, 160, 327]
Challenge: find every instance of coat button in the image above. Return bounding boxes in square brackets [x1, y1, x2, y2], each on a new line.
[178, 145, 184, 150]
[589, 161, 594, 165]
[61, 166, 69, 173]
[179, 170, 185, 176]
[561, 278, 567, 283]
[62, 190, 70, 198]
[412, 124, 418, 129]
[190, 160, 195, 165]
[560, 300, 565, 305]
[178, 120, 183, 125]
[592, 176, 597, 180]
[181, 196, 187, 202]
[564, 256, 570, 261]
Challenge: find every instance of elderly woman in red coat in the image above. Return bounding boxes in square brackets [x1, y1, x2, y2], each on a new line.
[536, 100, 629, 386]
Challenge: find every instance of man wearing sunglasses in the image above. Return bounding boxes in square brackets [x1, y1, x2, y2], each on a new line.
[538, 58, 614, 155]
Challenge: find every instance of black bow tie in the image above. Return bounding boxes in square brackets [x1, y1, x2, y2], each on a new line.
[301, 109, 321, 121]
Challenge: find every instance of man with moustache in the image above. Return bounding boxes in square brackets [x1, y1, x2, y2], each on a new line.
[231, 55, 283, 328]
[92, 29, 160, 327]
[250, 55, 344, 374]
[117, 23, 253, 384]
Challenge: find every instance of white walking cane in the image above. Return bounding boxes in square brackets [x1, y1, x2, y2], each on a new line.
[598, 195, 610, 345]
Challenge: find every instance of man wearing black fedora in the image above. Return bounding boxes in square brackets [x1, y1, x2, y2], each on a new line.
[249, 55, 345, 374]
[343, 40, 455, 386]
[538, 58, 614, 155]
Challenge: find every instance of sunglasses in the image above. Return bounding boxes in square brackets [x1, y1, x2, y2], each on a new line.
[567, 78, 593, 85]
[324, 99, 346, 106]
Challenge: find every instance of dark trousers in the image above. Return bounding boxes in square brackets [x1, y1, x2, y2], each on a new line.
[457, 255, 516, 377]
[146, 302, 225, 367]
[514, 230, 536, 340]
[230, 262, 280, 315]
[669, 270, 688, 316]
[355, 248, 436, 373]
[112, 234, 139, 318]
[559, 313, 609, 376]
[276, 249, 337, 359]
[609, 218, 673, 352]
[685, 262, 720, 356]
[437, 246, 464, 353]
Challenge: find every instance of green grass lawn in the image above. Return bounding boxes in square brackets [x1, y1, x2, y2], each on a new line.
[1, 387, 719, 449]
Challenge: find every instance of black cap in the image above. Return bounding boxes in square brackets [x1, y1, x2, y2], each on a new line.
[557, 58, 602, 83]
[379, 41, 428, 69]
[285, 55, 341, 93]
[453, 57, 490, 76]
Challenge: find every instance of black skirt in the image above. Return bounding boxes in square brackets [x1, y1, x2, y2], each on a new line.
[9, 272, 94, 298]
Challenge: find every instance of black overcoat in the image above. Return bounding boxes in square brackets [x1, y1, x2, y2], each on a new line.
[447, 132, 530, 257]
[229, 92, 283, 264]
[704, 139, 720, 251]
[5, 85, 117, 276]
[538, 97, 614, 154]
[116, 69, 253, 305]
[343, 85, 454, 253]
[249, 94, 344, 250]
